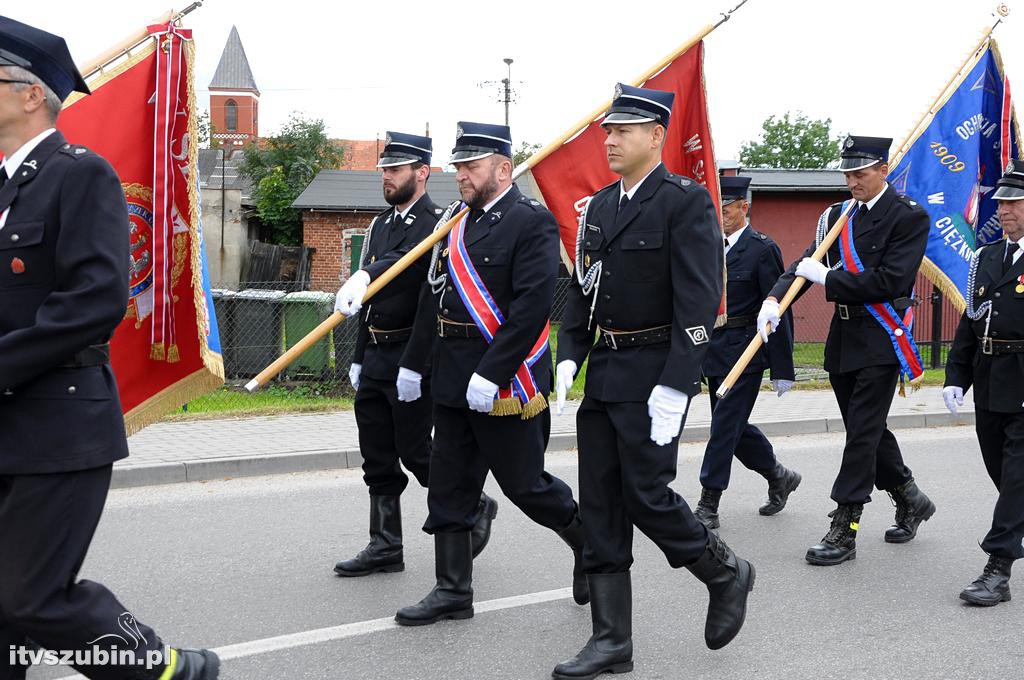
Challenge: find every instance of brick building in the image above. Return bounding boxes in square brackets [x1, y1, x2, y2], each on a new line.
[209, 26, 259, 149]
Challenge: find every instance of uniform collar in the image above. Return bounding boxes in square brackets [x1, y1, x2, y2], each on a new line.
[479, 183, 514, 218]
[394, 192, 427, 222]
[860, 182, 888, 211]
[725, 222, 749, 251]
[619, 162, 661, 202]
[2, 128, 57, 179]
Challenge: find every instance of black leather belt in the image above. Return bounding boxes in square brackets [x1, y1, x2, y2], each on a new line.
[980, 337, 1024, 355]
[437, 317, 482, 339]
[368, 326, 412, 344]
[61, 343, 110, 368]
[597, 325, 671, 350]
[836, 297, 915, 320]
[723, 314, 756, 329]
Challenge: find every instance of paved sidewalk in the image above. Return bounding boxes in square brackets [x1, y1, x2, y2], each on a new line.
[114, 385, 974, 489]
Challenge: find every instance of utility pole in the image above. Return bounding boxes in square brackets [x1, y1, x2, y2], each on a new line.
[502, 58, 513, 126]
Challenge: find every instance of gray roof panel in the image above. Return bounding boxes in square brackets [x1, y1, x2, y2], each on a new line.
[292, 170, 538, 211]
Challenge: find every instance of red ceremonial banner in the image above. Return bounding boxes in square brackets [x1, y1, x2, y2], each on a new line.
[58, 23, 223, 433]
[527, 42, 720, 264]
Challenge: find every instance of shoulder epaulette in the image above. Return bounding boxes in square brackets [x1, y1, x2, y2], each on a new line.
[896, 194, 920, 208]
[58, 143, 92, 159]
[662, 172, 695, 191]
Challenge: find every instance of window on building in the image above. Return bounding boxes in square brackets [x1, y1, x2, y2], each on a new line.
[225, 99, 237, 131]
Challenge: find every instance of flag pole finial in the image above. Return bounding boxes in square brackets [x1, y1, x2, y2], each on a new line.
[715, 0, 751, 28]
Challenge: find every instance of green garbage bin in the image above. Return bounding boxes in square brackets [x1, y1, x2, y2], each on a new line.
[210, 289, 239, 377]
[282, 291, 335, 379]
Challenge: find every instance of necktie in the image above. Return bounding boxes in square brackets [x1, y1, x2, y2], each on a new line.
[858, 203, 869, 218]
[1003, 242, 1020, 275]
[469, 208, 484, 223]
[619, 195, 630, 214]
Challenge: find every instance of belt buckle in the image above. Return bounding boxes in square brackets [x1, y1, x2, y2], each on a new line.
[981, 336, 993, 355]
[370, 328, 380, 345]
[837, 304, 850, 320]
[437, 320, 446, 338]
[602, 330, 618, 350]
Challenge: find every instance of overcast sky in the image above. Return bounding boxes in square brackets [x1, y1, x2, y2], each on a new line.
[17, 0, 1024, 167]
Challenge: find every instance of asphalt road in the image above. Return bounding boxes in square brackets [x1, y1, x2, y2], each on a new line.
[29, 424, 1021, 680]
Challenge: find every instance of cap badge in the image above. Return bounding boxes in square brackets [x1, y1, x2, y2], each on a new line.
[385, 133, 393, 146]
[844, 136, 855, 149]
[613, 83, 623, 100]
[456, 125, 464, 139]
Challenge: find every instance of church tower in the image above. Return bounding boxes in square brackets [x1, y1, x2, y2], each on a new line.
[209, 26, 259, 149]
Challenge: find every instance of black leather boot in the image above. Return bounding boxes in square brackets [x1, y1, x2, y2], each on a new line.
[694, 488, 721, 530]
[334, 495, 404, 576]
[395, 532, 474, 625]
[551, 573, 633, 680]
[806, 503, 862, 566]
[884, 478, 936, 543]
[156, 648, 220, 680]
[685, 530, 755, 650]
[757, 463, 802, 516]
[960, 555, 1013, 606]
[558, 507, 590, 605]
[471, 492, 498, 558]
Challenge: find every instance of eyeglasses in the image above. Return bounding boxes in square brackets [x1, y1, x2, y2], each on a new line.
[0, 79, 31, 86]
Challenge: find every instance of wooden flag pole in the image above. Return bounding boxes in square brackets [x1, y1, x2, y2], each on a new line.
[246, 0, 752, 392]
[715, 202, 856, 398]
[244, 207, 468, 392]
[717, 4, 1007, 399]
[514, 0, 749, 177]
[77, 4, 203, 81]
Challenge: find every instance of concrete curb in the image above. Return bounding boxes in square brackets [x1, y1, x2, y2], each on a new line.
[110, 411, 976, 490]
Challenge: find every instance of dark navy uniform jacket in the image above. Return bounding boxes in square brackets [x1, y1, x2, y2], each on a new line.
[703, 225, 795, 380]
[946, 242, 1024, 413]
[0, 130, 130, 475]
[353, 193, 442, 381]
[769, 185, 929, 374]
[558, 163, 723, 402]
[404, 184, 558, 408]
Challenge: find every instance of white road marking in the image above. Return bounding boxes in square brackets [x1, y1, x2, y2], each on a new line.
[51, 587, 573, 678]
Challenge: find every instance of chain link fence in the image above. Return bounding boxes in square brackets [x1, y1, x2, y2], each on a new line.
[183, 273, 960, 416]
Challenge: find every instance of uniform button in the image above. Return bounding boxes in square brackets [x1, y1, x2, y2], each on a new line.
[2, 389, 12, 396]
[603, 294, 611, 301]
[606, 247, 612, 254]
[992, 331, 999, 337]
[483, 256, 490, 263]
[638, 240, 646, 247]
[447, 285, 454, 292]
[10, 234, 19, 242]
[993, 311, 1000, 317]
[605, 318, 612, 325]
[67, 386, 77, 395]
[994, 292, 1001, 298]
[604, 270, 611, 277]
[443, 308, 450, 315]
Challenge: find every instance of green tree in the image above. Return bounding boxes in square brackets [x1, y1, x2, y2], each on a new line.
[739, 112, 840, 169]
[239, 113, 347, 245]
[513, 141, 542, 167]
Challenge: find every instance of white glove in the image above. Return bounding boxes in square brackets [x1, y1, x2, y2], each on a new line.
[466, 372, 499, 413]
[943, 385, 964, 415]
[647, 384, 689, 446]
[771, 379, 795, 397]
[555, 360, 577, 416]
[348, 363, 361, 391]
[757, 299, 781, 344]
[396, 367, 423, 402]
[334, 270, 371, 316]
[795, 257, 830, 287]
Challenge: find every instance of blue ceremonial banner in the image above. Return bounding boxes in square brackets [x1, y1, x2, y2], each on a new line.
[888, 38, 1021, 310]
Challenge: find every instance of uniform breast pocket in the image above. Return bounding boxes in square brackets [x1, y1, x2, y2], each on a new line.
[621, 231, 665, 282]
[472, 248, 509, 267]
[0, 220, 47, 287]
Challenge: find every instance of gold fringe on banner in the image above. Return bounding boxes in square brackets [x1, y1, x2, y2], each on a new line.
[123, 368, 225, 436]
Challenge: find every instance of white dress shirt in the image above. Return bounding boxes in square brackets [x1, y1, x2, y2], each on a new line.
[0, 127, 57, 230]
